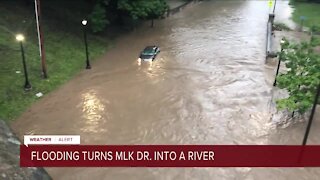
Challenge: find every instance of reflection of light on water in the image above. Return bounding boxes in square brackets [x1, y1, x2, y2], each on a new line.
[146, 61, 157, 78]
[137, 58, 141, 66]
[148, 61, 153, 71]
[137, 57, 166, 79]
[81, 90, 105, 133]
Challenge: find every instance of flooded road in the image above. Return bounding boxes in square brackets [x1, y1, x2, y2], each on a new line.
[12, 0, 320, 179]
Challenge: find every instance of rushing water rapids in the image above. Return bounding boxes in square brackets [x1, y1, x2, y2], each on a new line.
[11, 0, 320, 179]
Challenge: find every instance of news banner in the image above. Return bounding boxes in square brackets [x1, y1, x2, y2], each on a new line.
[20, 135, 320, 167]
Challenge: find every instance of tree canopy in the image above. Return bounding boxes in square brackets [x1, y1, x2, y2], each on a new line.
[276, 38, 320, 114]
[118, 0, 168, 20]
[88, 0, 168, 32]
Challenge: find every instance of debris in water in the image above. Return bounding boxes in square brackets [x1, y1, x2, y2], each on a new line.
[8, 137, 21, 145]
[1, 173, 6, 178]
[15, 71, 21, 74]
[36, 92, 43, 98]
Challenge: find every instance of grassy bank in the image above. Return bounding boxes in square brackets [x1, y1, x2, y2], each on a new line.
[291, 1, 320, 31]
[0, 1, 112, 121]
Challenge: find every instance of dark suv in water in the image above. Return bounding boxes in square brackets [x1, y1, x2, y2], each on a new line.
[139, 46, 160, 62]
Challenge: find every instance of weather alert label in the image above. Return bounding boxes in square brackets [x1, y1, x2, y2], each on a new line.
[23, 135, 80, 146]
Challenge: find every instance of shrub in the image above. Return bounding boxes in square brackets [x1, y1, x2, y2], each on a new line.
[311, 25, 320, 34]
[89, 3, 109, 33]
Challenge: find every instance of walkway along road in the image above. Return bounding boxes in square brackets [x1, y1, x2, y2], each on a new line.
[11, 1, 320, 179]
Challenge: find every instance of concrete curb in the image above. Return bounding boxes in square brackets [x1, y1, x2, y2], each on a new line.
[166, 0, 201, 17]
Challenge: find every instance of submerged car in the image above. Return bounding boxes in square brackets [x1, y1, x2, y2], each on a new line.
[138, 46, 160, 62]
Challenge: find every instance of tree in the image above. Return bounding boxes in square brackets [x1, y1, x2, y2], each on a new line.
[276, 38, 320, 114]
[118, 0, 168, 25]
[88, 0, 109, 33]
[147, 0, 169, 27]
[87, 0, 168, 32]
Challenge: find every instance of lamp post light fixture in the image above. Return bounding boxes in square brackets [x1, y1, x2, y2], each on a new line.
[273, 39, 286, 87]
[82, 19, 87, 26]
[82, 19, 91, 69]
[16, 34, 32, 91]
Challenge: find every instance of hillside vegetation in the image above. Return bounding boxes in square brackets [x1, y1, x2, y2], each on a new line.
[0, 1, 111, 121]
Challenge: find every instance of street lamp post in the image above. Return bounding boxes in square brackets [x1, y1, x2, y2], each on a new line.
[272, 0, 277, 14]
[16, 34, 32, 91]
[302, 83, 320, 145]
[82, 19, 91, 69]
[34, 0, 48, 78]
[273, 39, 285, 86]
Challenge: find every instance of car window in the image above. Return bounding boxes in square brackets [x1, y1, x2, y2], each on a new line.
[143, 49, 155, 54]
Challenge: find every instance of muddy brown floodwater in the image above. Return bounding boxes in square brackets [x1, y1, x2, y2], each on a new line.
[11, 1, 320, 179]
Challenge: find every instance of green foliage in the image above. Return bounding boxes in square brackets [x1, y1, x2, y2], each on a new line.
[291, 2, 320, 30]
[89, 2, 109, 33]
[88, 0, 169, 30]
[276, 38, 320, 113]
[310, 35, 320, 46]
[147, 0, 169, 19]
[291, 0, 320, 3]
[0, 1, 111, 121]
[311, 25, 320, 33]
[118, 0, 169, 20]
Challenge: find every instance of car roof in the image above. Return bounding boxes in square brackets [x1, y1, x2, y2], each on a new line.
[144, 46, 157, 51]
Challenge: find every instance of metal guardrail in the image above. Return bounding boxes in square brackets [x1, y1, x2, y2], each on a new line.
[266, 14, 274, 55]
[266, 14, 277, 59]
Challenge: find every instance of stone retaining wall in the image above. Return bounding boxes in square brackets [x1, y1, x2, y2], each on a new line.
[0, 120, 51, 180]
